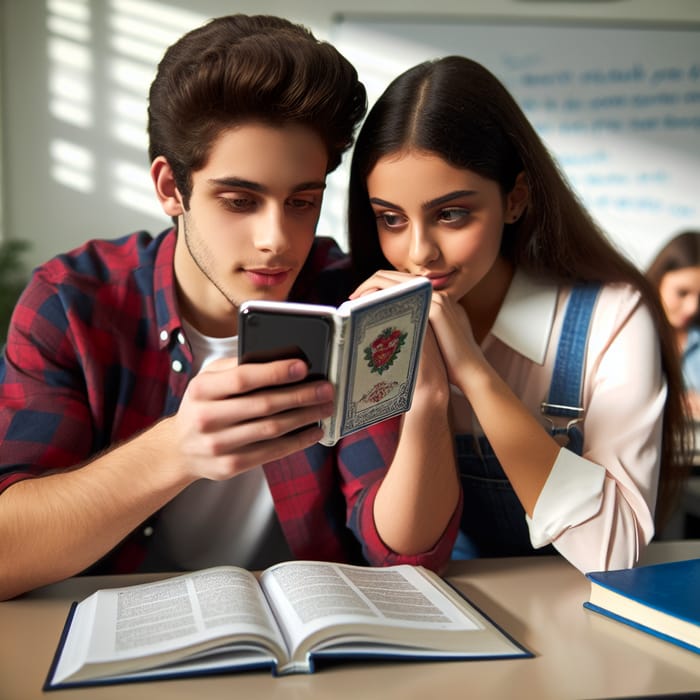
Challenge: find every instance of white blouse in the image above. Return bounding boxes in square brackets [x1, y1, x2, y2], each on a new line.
[450, 270, 665, 573]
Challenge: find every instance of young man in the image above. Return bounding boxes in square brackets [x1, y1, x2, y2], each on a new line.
[0, 15, 460, 600]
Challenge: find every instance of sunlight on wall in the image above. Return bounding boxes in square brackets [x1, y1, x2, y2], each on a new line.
[47, 1, 92, 125]
[41, 2, 363, 246]
[51, 139, 94, 192]
[46, 0, 205, 219]
[47, 0, 93, 194]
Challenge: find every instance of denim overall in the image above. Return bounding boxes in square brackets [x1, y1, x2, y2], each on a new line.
[451, 284, 601, 559]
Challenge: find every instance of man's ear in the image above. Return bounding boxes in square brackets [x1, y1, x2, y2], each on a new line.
[151, 156, 184, 217]
[505, 171, 529, 223]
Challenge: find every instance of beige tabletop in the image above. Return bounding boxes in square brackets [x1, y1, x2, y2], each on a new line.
[2, 540, 699, 700]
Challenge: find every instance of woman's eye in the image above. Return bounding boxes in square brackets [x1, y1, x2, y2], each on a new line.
[438, 208, 469, 224]
[377, 212, 406, 229]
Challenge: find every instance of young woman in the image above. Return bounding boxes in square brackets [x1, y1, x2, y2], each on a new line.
[646, 231, 700, 420]
[347, 56, 691, 573]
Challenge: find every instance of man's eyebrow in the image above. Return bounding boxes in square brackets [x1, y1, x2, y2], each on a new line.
[207, 177, 326, 193]
[292, 181, 327, 193]
[208, 177, 265, 192]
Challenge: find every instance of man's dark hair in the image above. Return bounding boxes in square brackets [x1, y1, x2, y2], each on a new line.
[148, 14, 367, 206]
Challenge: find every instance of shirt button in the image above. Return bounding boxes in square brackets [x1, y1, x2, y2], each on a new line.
[143, 526, 154, 537]
[172, 360, 183, 373]
[177, 331, 185, 344]
[160, 329, 169, 342]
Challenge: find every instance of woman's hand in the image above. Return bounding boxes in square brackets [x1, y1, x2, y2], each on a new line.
[349, 269, 417, 299]
[354, 271, 482, 392]
[425, 291, 486, 394]
[352, 270, 451, 406]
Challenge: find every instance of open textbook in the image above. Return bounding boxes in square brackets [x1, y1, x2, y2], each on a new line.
[45, 561, 530, 689]
[238, 276, 432, 445]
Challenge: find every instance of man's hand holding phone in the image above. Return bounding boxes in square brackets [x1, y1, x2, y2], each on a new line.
[171, 356, 334, 482]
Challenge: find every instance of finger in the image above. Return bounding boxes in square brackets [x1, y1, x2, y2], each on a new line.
[189, 358, 312, 401]
[190, 380, 335, 433]
[350, 270, 415, 299]
[204, 423, 327, 479]
[199, 401, 335, 461]
[199, 356, 239, 373]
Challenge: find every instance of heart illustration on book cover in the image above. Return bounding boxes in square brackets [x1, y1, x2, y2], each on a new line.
[364, 327, 407, 375]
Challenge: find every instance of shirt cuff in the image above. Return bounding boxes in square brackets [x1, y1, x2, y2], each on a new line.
[526, 448, 606, 548]
[356, 479, 462, 573]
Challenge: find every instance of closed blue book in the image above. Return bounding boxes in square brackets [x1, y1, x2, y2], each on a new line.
[584, 558, 700, 654]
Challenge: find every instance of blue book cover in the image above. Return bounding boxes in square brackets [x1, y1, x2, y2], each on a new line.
[584, 558, 700, 654]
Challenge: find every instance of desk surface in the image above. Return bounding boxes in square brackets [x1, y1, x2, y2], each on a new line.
[2, 541, 700, 700]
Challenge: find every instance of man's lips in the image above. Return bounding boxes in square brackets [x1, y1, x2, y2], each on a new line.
[244, 268, 292, 287]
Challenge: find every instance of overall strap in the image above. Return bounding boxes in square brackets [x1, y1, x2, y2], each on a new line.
[541, 283, 601, 452]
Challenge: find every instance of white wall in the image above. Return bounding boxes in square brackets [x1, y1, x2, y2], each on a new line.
[333, 16, 700, 267]
[2, 0, 699, 270]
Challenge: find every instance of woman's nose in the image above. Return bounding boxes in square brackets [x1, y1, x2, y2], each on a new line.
[684, 294, 700, 319]
[408, 226, 439, 266]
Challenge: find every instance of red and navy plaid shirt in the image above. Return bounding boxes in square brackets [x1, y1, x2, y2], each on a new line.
[0, 228, 457, 574]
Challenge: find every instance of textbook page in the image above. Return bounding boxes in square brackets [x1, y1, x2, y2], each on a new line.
[51, 566, 288, 685]
[260, 561, 511, 674]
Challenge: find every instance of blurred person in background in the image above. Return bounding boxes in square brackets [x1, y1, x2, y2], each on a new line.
[646, 231, 700, 421]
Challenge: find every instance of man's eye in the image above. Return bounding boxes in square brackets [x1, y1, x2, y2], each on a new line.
[288, 198, 316, 210]
[222, 196, 255, 211]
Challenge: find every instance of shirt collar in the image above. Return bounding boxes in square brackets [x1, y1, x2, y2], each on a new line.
[152, 227, 183, 349]
[489, 268, 559, 364]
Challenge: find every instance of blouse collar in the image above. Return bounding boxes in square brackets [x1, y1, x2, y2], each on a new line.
[489, 268, 559, 365]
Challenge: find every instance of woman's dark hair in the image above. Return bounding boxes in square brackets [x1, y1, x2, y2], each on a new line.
[148, 14, 367, 207]
[348, 55, 691, 528]
[646, 230, 700, 288]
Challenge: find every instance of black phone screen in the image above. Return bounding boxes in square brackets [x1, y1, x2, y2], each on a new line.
[238, 309, 333, 381]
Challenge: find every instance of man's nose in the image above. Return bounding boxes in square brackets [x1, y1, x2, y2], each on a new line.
[253, 205, 289, 254]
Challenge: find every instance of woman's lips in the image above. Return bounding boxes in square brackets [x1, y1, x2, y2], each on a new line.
[424, 272, 454, 290]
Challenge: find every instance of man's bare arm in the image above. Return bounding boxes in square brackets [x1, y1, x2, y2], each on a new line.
[0, 358, 333, 600]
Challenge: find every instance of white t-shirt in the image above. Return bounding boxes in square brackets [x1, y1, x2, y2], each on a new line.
[143, 322, 291, 571]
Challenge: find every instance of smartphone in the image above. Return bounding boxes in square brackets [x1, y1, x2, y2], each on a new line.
[238, 302, 334, 382]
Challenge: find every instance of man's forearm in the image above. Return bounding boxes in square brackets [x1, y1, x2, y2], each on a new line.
[0, 417, 191, 600]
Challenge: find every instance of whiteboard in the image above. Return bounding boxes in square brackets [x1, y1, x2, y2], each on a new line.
[321, 16, 700, 268]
